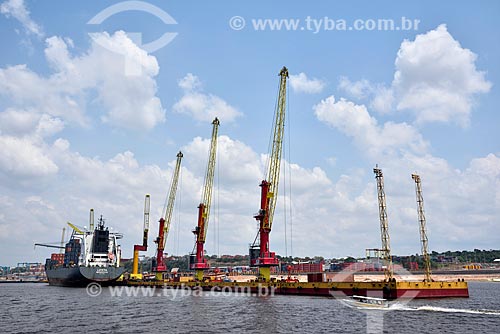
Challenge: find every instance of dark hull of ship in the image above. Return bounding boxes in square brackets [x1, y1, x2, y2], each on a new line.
[45, 266, 125, 287]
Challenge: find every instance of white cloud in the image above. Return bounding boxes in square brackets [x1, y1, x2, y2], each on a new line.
[313, 92, 500, 254]
[468, 154, 500, 178]
[0, 135, 58, 177]
[314, 96, 427, 158]
[338, 77, 394, 114]
[0, 0, 43, 37]
[1, 115, 499, 263]
[0, 109, 63, 180]
[338, 25, 491, 123]
[0, 32, 165, 130]
[0, 23, 498, 265]
[173, 73, 242, 123]
[0, 108, 40, 136]
[314, 28, 497, 255]
[338, 76, 371, 99]
[289, 72, 325, 94]
[394, 24, 491, 126]
[178, 73, 202, 91]
[370, 86, 394, 114]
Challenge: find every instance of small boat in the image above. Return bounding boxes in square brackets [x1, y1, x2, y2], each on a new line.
[342, 295, 389, 309]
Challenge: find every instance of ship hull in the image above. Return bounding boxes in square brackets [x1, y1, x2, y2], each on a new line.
[46, 266, 125, 287]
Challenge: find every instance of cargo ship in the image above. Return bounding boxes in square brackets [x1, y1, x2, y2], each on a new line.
[44, 216, 125, 287]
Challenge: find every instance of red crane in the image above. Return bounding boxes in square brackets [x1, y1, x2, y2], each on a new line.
[190, 118, 220, 281]
[153, 151, 183, 280]
[249, 67, 288, 282]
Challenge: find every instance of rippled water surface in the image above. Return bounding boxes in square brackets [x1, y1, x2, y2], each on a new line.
[1, 282, 500, 333]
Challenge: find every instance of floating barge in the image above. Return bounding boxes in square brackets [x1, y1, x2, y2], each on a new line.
[125, 278, 469, 299]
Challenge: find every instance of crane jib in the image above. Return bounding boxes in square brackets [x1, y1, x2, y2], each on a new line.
[264, 67, 288, 231]
[199, 118, 219, 242]
[161, 151, 183, 249]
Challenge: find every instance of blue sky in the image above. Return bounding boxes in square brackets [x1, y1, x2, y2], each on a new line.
[1, 0, 499, 266]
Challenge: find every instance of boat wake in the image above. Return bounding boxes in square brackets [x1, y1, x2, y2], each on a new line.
[389, 303, 500, 315]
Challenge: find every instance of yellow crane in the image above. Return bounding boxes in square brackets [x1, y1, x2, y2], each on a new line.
[250, 66, 288, 282]
[153, 151, 183, 280]
[67, 221, 84, 234]
[373, 166, 393, 281]
[190, 118, 220, 281]
[130, 194, 151, 280]
[412, 173, 433, 282]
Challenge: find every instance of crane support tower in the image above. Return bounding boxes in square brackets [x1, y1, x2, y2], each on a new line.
[59, 227, 66, 254]
[412, 173, 433, 282]
[373, 166, 393, 281]
[190, 118, 220, 281]
[131, 194, 151, 280]
[249, 66, 289, 282]
[153, 151, 183, 280]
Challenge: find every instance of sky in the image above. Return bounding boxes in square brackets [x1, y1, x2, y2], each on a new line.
[0, 0, 499, 266]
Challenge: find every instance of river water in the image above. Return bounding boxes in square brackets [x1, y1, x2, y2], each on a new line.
[1, 281, 500, 333]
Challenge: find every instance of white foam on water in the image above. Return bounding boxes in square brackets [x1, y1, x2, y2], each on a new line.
[388, 303, 500, 315]
[415, 306, 500, 315]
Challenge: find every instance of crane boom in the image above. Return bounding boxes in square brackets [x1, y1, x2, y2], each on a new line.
[264, 66, 288, 231]
[250, 66, 288, 282]
[161, 151, 183, 249]
[199, 117, 220, 242]
[34, 243, 65, 249]
[67, 222, 83, 234]
[190, 117, 220, 280]
[153, 151, 183, 279]
[131, 194, 151, 280]
[412, 173, 432, 282]
[373, 166, 393, 281]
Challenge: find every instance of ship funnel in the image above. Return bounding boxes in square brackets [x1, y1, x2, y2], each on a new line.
[90, 209, 95, 230]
